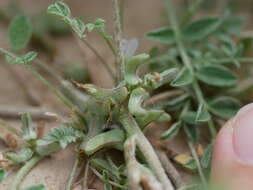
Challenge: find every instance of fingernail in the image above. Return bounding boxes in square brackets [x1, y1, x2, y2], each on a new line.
[233, 103, 253, 165]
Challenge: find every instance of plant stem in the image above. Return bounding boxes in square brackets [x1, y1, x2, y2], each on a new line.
[119, 0, 125, 30]
[188, 141, 208, 190]
[165, 0, 216, 139]
[165, 0, 193, 75]
[66, 157, 79, 190]
[112, 0, 125, 82]
[0, 48, 83, 115]
[145, 90, 183, 106]
[82, 38, 117, 82]
[119, 111, 174, 190]
[82, 160, 90, 190]
[157, 151, 183, 189]
[91, 168, 127, 189]
[0, 118, 21, 137]
[212, 57, 253, 64]
[9, 155, 43, 190]
[192, 82, 216, 138]
[97, 29, 117, 56]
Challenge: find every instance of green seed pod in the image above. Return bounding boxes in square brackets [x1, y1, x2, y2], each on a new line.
[128, 87, 171, 128]
[124, 53, 150, 86]
[72, 81, 128, 104]
[83, 129, 125, 155]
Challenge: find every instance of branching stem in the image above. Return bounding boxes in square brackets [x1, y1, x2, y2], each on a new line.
[112, 0, 125, 82]
[119, 111, 174, 190]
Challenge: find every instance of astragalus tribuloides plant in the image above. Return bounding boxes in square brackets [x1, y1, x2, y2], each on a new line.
[0, 1, 178, 190]
[0, 0, 252, 190]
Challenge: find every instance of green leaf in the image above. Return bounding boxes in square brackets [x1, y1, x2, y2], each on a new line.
[201, 144, 213, 169]
[184, 158, 198, 170]
[21, 113, 37, 141]
[165, 94, 190, 111]
[196, 65, 237, 87]
[84, 129, 125, 155]
[104, 184, 112, 190]
[181, 111, 198, 125]
[43, 126, 78, 148]
[183, 17, 220, 41]
[184, 125, 198, 143]
[5, 51, 37, 65]
[146, 18, 220, 44]
[5, 55, 23, 65]
[86, 23, 95, 32]
[171, 67, 193, 87]
[208, 97, 241, 119]
[90, 158, 121, 180]
[124, 53, 150, 85]
[93, 18, 112, 39]
[47, 2, 71, 18]
[5, 148, 33, 163]
[161, 121, 182, 140]
[0, 168, 5, 184]
[196, 104, 211, 122]
[22, 51, 38, 63]
[8, 15, 32, 50]
[22, 184, 45, 190]
[71, 18, 86, 38]
[221, 13, 244, 35]
[128, 87, 170, 128]
[145, 27, 176, 44]
[102, 170, 109, 181]
[94, 18, 105, 26]
[35, 141, 60, 156]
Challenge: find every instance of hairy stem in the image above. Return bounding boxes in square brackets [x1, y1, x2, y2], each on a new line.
[119, 111, 174, 190]
[188, 141, 208, 189]
[9, 156, 43, 190]
[119, 0, 125, 30]
[112, 0, 125, 82]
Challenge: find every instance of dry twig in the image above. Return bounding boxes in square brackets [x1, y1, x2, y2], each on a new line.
[0, 106, 58, 121]
[157, 151, 183, 189]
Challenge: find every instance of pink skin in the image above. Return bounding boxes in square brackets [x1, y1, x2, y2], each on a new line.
[211, 103, 253, 189]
